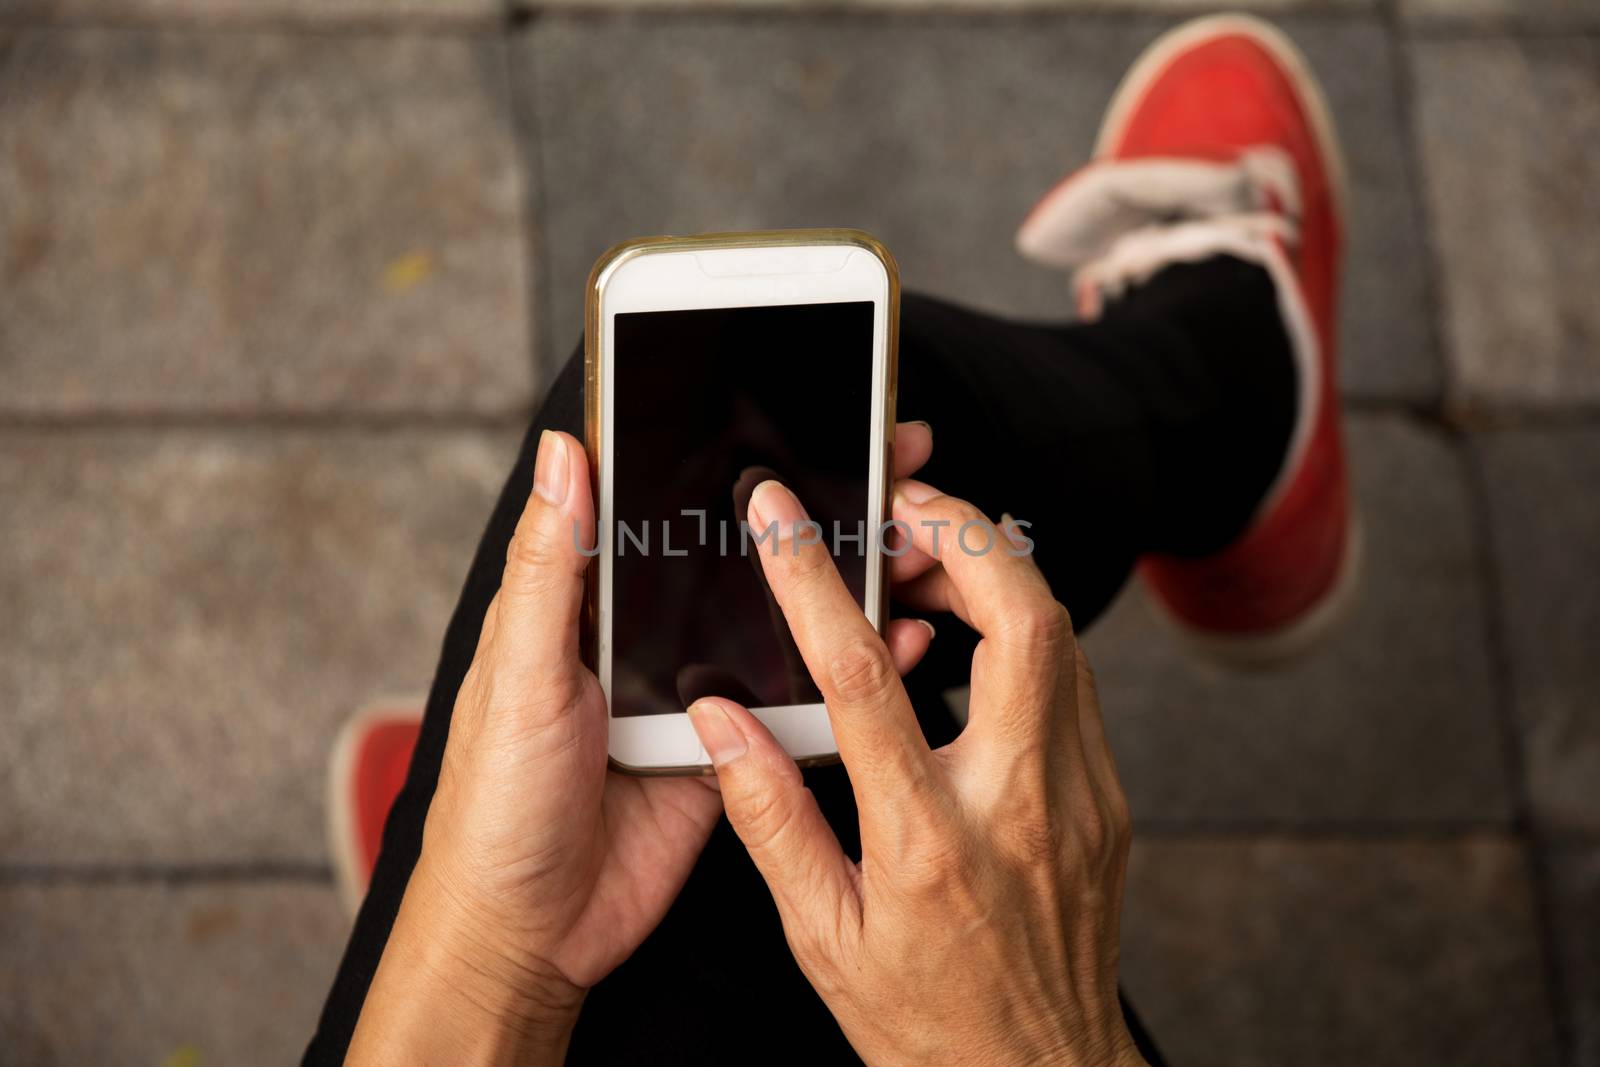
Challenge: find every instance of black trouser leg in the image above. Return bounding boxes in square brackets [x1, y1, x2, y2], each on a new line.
[305, 257, 1295, 1066]
[893, 255, 1295, 690]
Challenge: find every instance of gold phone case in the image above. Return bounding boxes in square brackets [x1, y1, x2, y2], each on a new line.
[584, 228, 901, 777]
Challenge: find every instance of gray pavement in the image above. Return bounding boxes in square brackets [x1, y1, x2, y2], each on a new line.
[1, 2, 1597, 1065]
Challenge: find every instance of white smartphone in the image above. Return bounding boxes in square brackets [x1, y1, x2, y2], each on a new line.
[584, 230, 900, 775]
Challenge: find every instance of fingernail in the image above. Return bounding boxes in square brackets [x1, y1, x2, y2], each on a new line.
[908, 419, 932, 437]
[533, 430, 569, 506]
[748, 479, 805, 533]
[916, 618, 937, 640]
[894, 479, 941, 505]
[687, 702, 747, 766]
[999, 511, 1021, 546]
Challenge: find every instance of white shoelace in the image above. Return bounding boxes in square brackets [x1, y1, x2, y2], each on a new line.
[1016, 146, 1304, 320]
[1016, 144, 1325, 520]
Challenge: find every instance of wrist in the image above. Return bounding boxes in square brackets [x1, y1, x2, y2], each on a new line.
[348, 855, 585, 1067]
[1004, 1005, 1148, 1067]
[410, 854, 587, 1041]
[1059, 1024, 1149, 1067]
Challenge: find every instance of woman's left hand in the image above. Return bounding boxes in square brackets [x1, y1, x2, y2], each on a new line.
[347, 428, 724, 1065]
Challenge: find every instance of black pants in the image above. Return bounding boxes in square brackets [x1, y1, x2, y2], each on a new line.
[304, 257, 1295, 1066]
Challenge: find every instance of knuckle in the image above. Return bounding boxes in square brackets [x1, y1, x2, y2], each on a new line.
[504, 523, 556, 578]
[826, 637, 900, 708]
[1075, 803, 1109, 857]
[502, 526, 581, 603]
[1074, 644, 1100, 697]
[787, 878, 846, 961]
[997, 598, 1073, 656]
[765, 536, 833, 602]
[504, 525, 542, 572]
[500, 561, 565, 603]
[1103, 784, 1133, 844]
[1108, 795, 1133, 849]
[1069, 792, 1132, 868]
[730, 778, 799, 855]
[786, 537, 839, 587]
[932, 494, 985, 529]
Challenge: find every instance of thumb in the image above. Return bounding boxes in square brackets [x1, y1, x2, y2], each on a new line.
[687, 698, 857, 936]
[489, 429, 594, 683]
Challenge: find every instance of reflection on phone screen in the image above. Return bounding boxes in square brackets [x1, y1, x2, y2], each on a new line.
[612, 301, 874, 717]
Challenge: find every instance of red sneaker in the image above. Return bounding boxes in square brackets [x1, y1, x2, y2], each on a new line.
[327, 701, 423, 915]
[1016, 14, 1359, 666]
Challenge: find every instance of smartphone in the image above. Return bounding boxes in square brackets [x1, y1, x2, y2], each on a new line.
[584, 229, 899, 775]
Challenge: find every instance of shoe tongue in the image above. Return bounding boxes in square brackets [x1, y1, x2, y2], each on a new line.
[1016, 150, 1296, 269]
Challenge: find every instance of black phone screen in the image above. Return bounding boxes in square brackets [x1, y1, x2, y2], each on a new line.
[610, 300, 876, 718]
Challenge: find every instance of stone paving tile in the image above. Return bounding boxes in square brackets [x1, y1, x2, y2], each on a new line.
[0, 881, 345, 1067]
[0, 0, 499, 20]
[520, 12, 1436, 400]
[1081, 414, 1512, 825]
[1478, 428, 1600, 833]
[1402, 0, 1600, 25]
[1411, 37, 1600, 409]
[1120, 836, 1558, 1067]
[0, 29, 531, 414]
[0, 427, 520, 864]
[1548, 845, 1600, 1067]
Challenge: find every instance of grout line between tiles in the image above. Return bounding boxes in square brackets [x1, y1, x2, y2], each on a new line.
[0, 5, 1594, 39]
[0, 861, 333, 887]
[11, 824, 1600, 888]
[17, 824, 1600, 894]
[1423, 404, 1600, 427]
[1133, 818, 1518, 840]
[1379, 0, 1451, 412]
[1458, 431, 1577, 1067]
[0, 410, 536, 432]
[2, 399, 1599, 438]
[504, 6, 555, 391]
[1403, 20, 1600, 42]
[513, 1, 1365, 14]
[0, 11, 503, 35]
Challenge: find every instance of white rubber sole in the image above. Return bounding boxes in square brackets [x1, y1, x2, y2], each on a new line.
[1097, 15, 1361, 669]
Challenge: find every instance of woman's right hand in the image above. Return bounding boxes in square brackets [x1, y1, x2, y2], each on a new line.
[686, 478, 1147, 1067]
